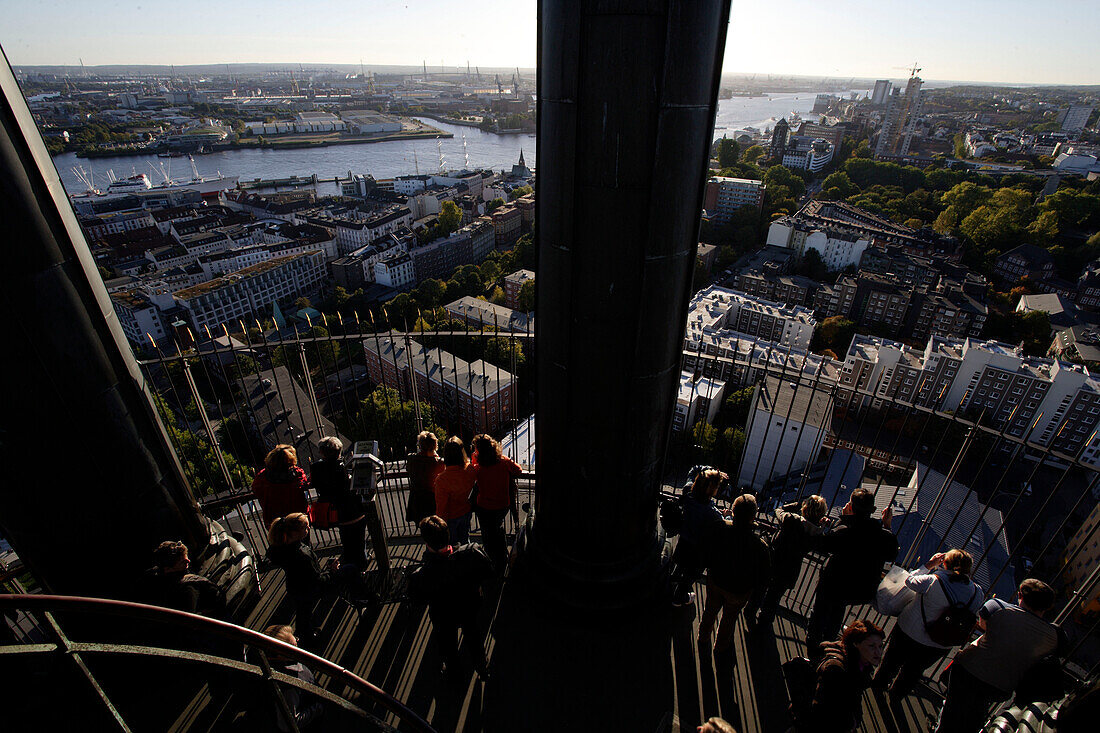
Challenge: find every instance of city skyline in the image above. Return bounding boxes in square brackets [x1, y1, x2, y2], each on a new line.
[1, 0, 1098, 86]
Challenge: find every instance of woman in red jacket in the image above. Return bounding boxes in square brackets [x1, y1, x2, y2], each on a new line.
[471, 434, 522, 572]
[433, 437, 478, 545]
[252, 445, 310, 529]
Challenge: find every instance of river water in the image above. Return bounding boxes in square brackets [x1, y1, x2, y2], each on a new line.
[51, 91, 867, 196]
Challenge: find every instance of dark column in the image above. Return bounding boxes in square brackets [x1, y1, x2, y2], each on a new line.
[534, 0, 731, 604]
[0, 55, 209, 597]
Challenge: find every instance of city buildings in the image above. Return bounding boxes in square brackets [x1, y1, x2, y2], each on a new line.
[672, 372, 727, 433]
[491, 204, 522, 247]
[686, 286, 817, 351]
[407, 218, 494, 282]
[173, 251, 327, 332]
[373, 251, 415, 291]
[1061, 105, 1095, 134]
[444, 296, 533, 332]
[875, 73, 926, 158]
[702, 176, 766, 221]
[503, 269, 535, 310]
[1062, 500, 1100, 620]
[871, 80, 892, 106]
[362, 333, 515, 435]
[737, 377, 833, 491]
[995, 244, 1057, 284]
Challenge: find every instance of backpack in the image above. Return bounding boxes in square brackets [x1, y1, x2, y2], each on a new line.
[922, 576, 979, 646]
[660, 496, 686, 537]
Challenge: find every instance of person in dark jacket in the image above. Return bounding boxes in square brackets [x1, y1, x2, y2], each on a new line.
[405, 431, 444, 525]
[407, 515, 494, 679]
[267, 513, 332, 648]
[310, 437, 366, 569]
[749, 495, 829, 630]
[671, 468, 729, 606]
[698, 494, 771, 656]
[804, 619, 885, 733]
[806, 489, 898, 655]
[253, 445, 311, 529]
[143, 540, 226, 618]
[263, 624, 324, 731]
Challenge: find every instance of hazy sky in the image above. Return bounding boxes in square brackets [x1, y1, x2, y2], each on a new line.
[1, 0, 1096, 85]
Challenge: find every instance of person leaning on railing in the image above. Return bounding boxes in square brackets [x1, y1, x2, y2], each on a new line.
[670, 468, 729, 607]
[310, 437, 366, 569]
[253, 445, 310, 529]
[405, 431, 443, 525]
[872, 549, 983, 698]
[933, 579, 1060, 733]
[470, 434, 522, 574]
[433, 437, 478, 545]
[267, 513, 331, 648]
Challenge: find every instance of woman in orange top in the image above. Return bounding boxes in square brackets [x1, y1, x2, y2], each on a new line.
[433, 437, 478, 544]
[471, 434, 523, 572]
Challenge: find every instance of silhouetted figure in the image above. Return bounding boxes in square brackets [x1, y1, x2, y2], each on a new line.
[405, 431, 443, 525]
[471, 434, 522, 573]
[310, 436, 366, 569]
[873, 549, 983, 697]
[144, 539, 226, 618]
[749, 495, 828, 629]
[263, 624, 324, 731]
[805, 620, 885, 733]
[671, 468, 728, 606]
[433, 437, 478, 545]
[697, 716, 737, 733]
[698, 494, 771, 656]
[407, 515, 493, 680]
[267, 513, 331, 648]
[806, 489, 898, 655]
[934, 579, 1060, 733]
[253, 445, 310, 529]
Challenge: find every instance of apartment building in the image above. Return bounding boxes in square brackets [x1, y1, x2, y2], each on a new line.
[735, 268, 817, 307]
[363, 333, 515, 435]
[491, 205, 522, 247]
[686, 286, 817, 352]
[373, 251, 415, 291]
[174, 252, 328, 333]
[672, 372, 727, 433]
[503, 269, 536, 310]
[703, 176, 766, 221]
[738, 377, 833, 491]
[444, 296, 533, 332]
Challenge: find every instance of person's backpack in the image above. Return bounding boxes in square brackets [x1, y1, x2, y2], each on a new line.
[922, 577, 979, 646]
[660, 496, 686, 537]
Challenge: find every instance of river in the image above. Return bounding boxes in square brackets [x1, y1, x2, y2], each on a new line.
[50, 91, 867, 196]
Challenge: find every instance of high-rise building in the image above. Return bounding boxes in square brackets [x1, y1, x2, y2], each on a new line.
[702, 176, 766, 220]
[875, 74, 926, 157]
[769, 118, 790, 161]
[871, 80, 892, 106]
[1061, 105, 1095, 134]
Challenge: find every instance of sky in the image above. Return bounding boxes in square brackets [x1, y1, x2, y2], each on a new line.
[0, 0, 1096, 86]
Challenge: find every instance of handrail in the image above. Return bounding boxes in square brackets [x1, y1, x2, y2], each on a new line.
[0, 594, 436, 733]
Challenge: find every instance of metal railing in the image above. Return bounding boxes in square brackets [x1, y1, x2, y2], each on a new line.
[0, 593, 435, 733]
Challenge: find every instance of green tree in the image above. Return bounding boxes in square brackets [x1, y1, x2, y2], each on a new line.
[413, 278, 447, 308]
[486, 197, 505, 213]
[152, 393, 254, 495]
[294, 297, 312, 310]
[488, 285, 506, 305]
[723, 387, 756, 427]
[484, 336, 525, 370]
[304, 325, 341, 371]
[813, 316, 856, 355]
[439, 200, 462, 234]
[820, 170, 859, 200]
[517, 279, 536, 312]
[741, 145, 766, 164]
[354, 386, 443, 457]
[716, 137, 740, 168]
[763, 165, 806, 198]
[509, 185, 533, 201]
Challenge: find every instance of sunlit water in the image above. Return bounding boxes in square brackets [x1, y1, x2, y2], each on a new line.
[50, 91, 867, 196]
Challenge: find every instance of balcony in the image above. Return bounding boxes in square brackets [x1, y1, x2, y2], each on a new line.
[5, 324, 1099, 732]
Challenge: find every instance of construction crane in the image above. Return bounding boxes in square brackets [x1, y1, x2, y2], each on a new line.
[511, 73, 518, 95]
[893, 63, 922, 78]
[496, 74, 503, 96]
[423, 60, 427, 79]
[476, 66, 481, 81]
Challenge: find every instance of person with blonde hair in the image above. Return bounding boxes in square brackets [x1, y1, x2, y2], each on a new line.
[471, 434, 523, 572]
[749, 495, 829, 630]
[262, 624, 323, 730]
[433, 437, 479, 545]
[405, 430, 444, 525]
[874, 548, 984, 697]
[252, 444, 310, 528]
[267, 513, 331, 647]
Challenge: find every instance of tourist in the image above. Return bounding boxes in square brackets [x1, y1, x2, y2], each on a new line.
[310, 437, 366, 569]
[263, 624, 324, 731]
[471, 434, 523, 573]
[697, 717, 737, 733]
[749, 495, 829, 630]
[873, 549, 983, 697]
[671, 468, 728, 606]
[698, 494, 771, 655]
[144, 539, 226, 618]
[267, 513, 331, 647]
[806, 488, 898, 655]
[405, 431, 444, 525]
[433, 437, 478, 545]
[407, 515, 494, 679]
[805, 619, 885, 733]
[253, 445, 310, 528]
[934, 579, 1060, 733]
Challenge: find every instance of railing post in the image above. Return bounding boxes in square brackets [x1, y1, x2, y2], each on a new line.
[180, 354, 238, 495]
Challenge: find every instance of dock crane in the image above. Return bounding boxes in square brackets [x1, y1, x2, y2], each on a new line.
[496, 74, 504, 96]
[476, 66, 481, 81]
[511, 73, 518, 95]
